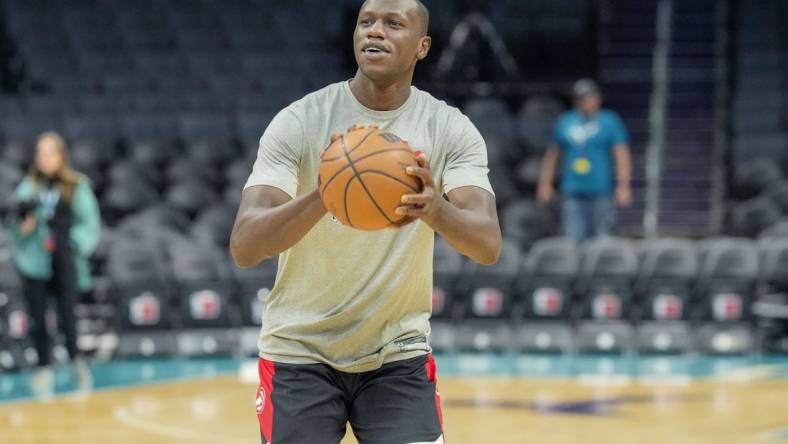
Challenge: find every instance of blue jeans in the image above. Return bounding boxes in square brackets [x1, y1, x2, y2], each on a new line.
[562, 195, 615, 242]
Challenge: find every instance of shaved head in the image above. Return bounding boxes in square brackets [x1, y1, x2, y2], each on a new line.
[361, 0, 429, 36]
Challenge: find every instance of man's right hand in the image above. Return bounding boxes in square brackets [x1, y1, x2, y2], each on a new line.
[537, 183, 554, 204]
[19, 215, 37, 236]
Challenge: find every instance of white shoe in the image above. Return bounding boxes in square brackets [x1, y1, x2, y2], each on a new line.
[30, 367, 54, 399]
[73, 358, 93, 390]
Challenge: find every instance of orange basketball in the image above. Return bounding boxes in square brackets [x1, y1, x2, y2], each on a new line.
[318, 126, 422, 230]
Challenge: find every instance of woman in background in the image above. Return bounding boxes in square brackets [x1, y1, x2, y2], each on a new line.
[9, 132, 101, 394]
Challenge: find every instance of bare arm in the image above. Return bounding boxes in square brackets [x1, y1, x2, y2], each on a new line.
[431, 187, 501, 265]
[613, 143, 632, 207]
[397, 154, 502, 265]
[229, 186, 327, 267]
[537, 145, 561, 203]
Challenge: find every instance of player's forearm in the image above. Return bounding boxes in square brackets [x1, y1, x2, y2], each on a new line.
[427, 201, 502, 265]
[230, 190, 326, 267]
[614, 145, 631, 187]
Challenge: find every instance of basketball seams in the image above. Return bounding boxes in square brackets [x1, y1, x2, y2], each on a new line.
[355, 170, 421, 194]
[339, 130, 395, 225]
[342, 174, 356, 228]
[319, 148, 416, 198]
[321, 127, 377, 162]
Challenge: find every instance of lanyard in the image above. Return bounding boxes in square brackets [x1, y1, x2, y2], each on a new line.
[39, 186, 61, 221]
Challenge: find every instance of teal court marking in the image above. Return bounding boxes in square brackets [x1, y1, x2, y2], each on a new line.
[1, 354, 787, 404]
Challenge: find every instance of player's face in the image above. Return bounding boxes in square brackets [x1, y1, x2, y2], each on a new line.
[577, 94, 602, 115]
[354, 0, 430, 83]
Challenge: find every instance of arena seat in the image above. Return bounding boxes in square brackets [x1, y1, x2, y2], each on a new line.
[430, 237, 464, 352]
[119, 113, 178, 142]
[1, 114, 62, 145]
[463, 97, 518, 145]
[0, 256, 36, 369]
[177, 112, 233, 145]
[166, 156, 225, 190]
[515, 237, 578, 352]
[730, 197, 782, 238]
[635, 238, 698, 353]
[109, 238, 177, 358]
[760, 218, 788, 239]
[764, 180, 788, 214]
[500, 199, 554, 251]
[232, 257, 278, 355]
[126, 139, 180, 169]
[186, 137, 238, 166]
[69, 138, 117, 171]
[165, 180, 220, 217]
[191, 203, 236, 248]
[116, 204, 191, 239]
[758, 237, 788, 293]
[576, 236, 639, 353]
[517, 97, 564, 154]
[169, 239, 237, 356]
[454, 241, 520, 352]
[695, 238, 759, 353]
[101, 181, 159, 225]
[0, 141, 33, 169]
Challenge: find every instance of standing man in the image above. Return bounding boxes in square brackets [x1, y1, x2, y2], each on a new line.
[230, 0, 501, 442]
[537, 78, 632, 241]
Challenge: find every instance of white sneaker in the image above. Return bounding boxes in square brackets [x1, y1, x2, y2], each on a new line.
[73, 358, 93, 390]
[30, 367, 54, 399]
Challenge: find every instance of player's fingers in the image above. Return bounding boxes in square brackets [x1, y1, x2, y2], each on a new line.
[346, 124, 363, 132]
[405, 166, 433, 183]
[400, 194, 432, 205]
[414, 150, 430, 168]
[395, 205, 429, 217]
[389, 215, 417, 228]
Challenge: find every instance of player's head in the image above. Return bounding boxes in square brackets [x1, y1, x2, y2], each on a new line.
[573, 78, 602, 115]
[354, 0, 432, 85]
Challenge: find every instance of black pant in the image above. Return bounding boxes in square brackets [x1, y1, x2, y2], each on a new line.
[22, 242, 79, 367]
[256, 354, 443, 444]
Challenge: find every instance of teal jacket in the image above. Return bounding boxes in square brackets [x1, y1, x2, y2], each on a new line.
[7, 176, 101, 292]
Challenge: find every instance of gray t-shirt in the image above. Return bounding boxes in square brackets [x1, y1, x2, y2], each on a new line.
[245, 80, 494, 372]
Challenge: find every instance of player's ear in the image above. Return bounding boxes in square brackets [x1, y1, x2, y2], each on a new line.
[416, 36, 431, 60]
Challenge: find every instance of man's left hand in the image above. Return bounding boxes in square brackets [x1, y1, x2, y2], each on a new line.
[395, 152, 445, 227]
[616, 185, 632, 207]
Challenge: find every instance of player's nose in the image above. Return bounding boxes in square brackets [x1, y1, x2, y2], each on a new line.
[367, 19, 385, 39]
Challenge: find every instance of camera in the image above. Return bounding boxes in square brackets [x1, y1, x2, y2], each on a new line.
[12, 200, 37, 219]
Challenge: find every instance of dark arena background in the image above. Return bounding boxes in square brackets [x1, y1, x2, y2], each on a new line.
[1, 0, 788, 443]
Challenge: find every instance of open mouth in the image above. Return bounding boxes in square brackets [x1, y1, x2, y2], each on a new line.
[362, 44, 390, 55]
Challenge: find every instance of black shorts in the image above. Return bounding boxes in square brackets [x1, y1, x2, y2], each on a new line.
[256, 353, 444, 443]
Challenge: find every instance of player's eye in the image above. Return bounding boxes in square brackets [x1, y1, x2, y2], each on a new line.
[359, 19, 373, 26]
[388, 20, 402, 27]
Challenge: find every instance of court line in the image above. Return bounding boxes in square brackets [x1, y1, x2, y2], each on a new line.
[114, 406, 250, 443]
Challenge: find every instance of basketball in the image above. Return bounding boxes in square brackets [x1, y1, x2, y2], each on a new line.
[318, 126, 423, 231]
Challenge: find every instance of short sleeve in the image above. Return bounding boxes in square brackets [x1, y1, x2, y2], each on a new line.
[441, 112, 495, 197]
[244, 108, 304, 198]
[552, 115, 565, 148]
[609, 112, 629, 145]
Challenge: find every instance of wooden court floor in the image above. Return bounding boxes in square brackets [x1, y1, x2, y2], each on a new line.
[2, 366, 788, 444]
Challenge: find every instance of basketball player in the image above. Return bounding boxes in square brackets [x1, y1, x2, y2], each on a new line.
[230, 0, 501, 442]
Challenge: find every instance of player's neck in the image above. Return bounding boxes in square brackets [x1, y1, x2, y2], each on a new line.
[349, 71, 413, 111]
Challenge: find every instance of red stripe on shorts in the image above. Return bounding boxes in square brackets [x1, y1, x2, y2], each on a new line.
[424, 353, 444, 430]
[257, 358, 276, 442]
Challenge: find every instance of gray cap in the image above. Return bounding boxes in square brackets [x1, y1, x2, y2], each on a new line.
[572, 78, 601, 99]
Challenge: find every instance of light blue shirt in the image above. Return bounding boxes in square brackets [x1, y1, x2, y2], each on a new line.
[553, 109, 629, 196]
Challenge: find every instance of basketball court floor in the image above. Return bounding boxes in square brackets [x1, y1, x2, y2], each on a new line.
[2, 354, 788, 443]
